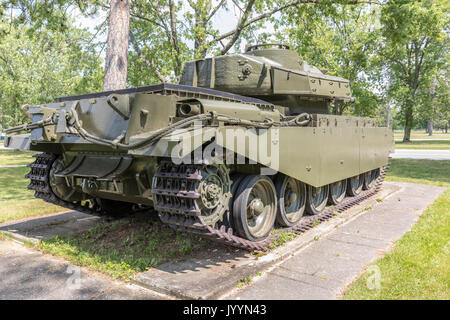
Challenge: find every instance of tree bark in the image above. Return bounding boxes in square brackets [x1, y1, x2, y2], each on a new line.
[403, 105, 413, 142]
[103, 0, 130, 91]
[427, 119, 433, 136]
[386, 102, 391, 127]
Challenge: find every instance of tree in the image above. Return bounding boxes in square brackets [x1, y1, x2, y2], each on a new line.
[1, 0, 383, 86]
[0, 22, 103, 130]
[379, 0, 449, 142]
[127, 0, 381, 84]
[103, 0, 130, 90]
[274, 3, 383, 117]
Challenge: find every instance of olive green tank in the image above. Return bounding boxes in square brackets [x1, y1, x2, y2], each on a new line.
[4, 44, 394, 248]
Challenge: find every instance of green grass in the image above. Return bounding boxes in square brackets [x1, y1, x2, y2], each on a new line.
[38, 214, 212, 280]
[395, 140, 450, 150]
[0, 166, 62, 222]
[343, 188, 450, 300]
[394, 129, 450, 140]
[237, 275, 254, 288]
[268, 230, 297, 250]
[0, 149, 35, 166]
[385, 159, 450, 187]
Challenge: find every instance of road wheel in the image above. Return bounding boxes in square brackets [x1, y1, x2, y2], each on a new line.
[328, 179, 347, 205]
[347, 174, 364, 196]
[306, 185, 329, 215]
[275, 175, 306, 227]
[222, 173, 245, 230]
[233, 175, 277, 242]
[363, 168, 380, 190]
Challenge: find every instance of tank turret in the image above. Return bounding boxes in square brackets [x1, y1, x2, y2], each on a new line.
[179, 43, 354, 114]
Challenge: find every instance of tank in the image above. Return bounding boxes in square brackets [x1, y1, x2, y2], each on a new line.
[4, 44, 394, 250]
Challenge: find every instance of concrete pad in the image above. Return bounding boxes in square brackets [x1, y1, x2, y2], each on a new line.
[226, 182, 446, 300]
[278, 239, 380, 285]
[133, 246, 256, 300]
[0, 211, 101, 243]
[0, 252, 61, 288]
[94, 284, 164, 300]
[229, 272, 334, 300]
[0, 240, 162, 300]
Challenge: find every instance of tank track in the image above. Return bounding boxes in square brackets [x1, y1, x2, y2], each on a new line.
[26, 153, 132, 217]
[153, 160, 389, 252]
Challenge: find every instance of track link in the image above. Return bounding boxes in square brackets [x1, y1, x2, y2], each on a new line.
[26, 153, 128, 217]
[152, 161, 389, 252]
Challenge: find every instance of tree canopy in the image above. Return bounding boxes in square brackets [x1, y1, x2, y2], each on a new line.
[0, 0, 448, 141]
[0, 19, 103, 129]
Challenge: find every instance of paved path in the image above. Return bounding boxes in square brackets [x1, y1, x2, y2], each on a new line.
[224, 182, 446, 300]
[0, 240, 164, 300]
[394, 138, 450, 141]
[0, 164, 26, 168]
[0, 211, 101, 243]
[391, 149, 450, 160]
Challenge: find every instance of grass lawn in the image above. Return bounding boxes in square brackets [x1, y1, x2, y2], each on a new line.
[395, 140, 450, 150]
[394, 129, 450, 141]
[343, 159, 450, 299]
[0, 149, 35, 166]
[0, 166, 62, 223]
[385, 159, 450, 187]
[38, 213, 213, 280]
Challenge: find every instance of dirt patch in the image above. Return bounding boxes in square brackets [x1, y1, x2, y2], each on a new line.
[38, 211, 220, 279]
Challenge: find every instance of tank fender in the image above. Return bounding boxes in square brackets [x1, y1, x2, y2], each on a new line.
[3, 133, 31, 150]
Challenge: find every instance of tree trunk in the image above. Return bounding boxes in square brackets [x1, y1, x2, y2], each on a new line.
[403, 105, 413, 142]
[427, 119, 433, 136]
[103, 0, 130, 91]
[386, 102, 391, 127]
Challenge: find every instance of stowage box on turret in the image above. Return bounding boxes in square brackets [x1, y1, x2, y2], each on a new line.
[5, 44, 394, 249]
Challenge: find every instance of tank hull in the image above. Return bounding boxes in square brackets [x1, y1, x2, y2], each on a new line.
[4, 49, 394, 247]
[6, 114, 393, 224]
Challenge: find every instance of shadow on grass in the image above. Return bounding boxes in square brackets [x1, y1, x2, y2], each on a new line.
[0, 167, 35, 201]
